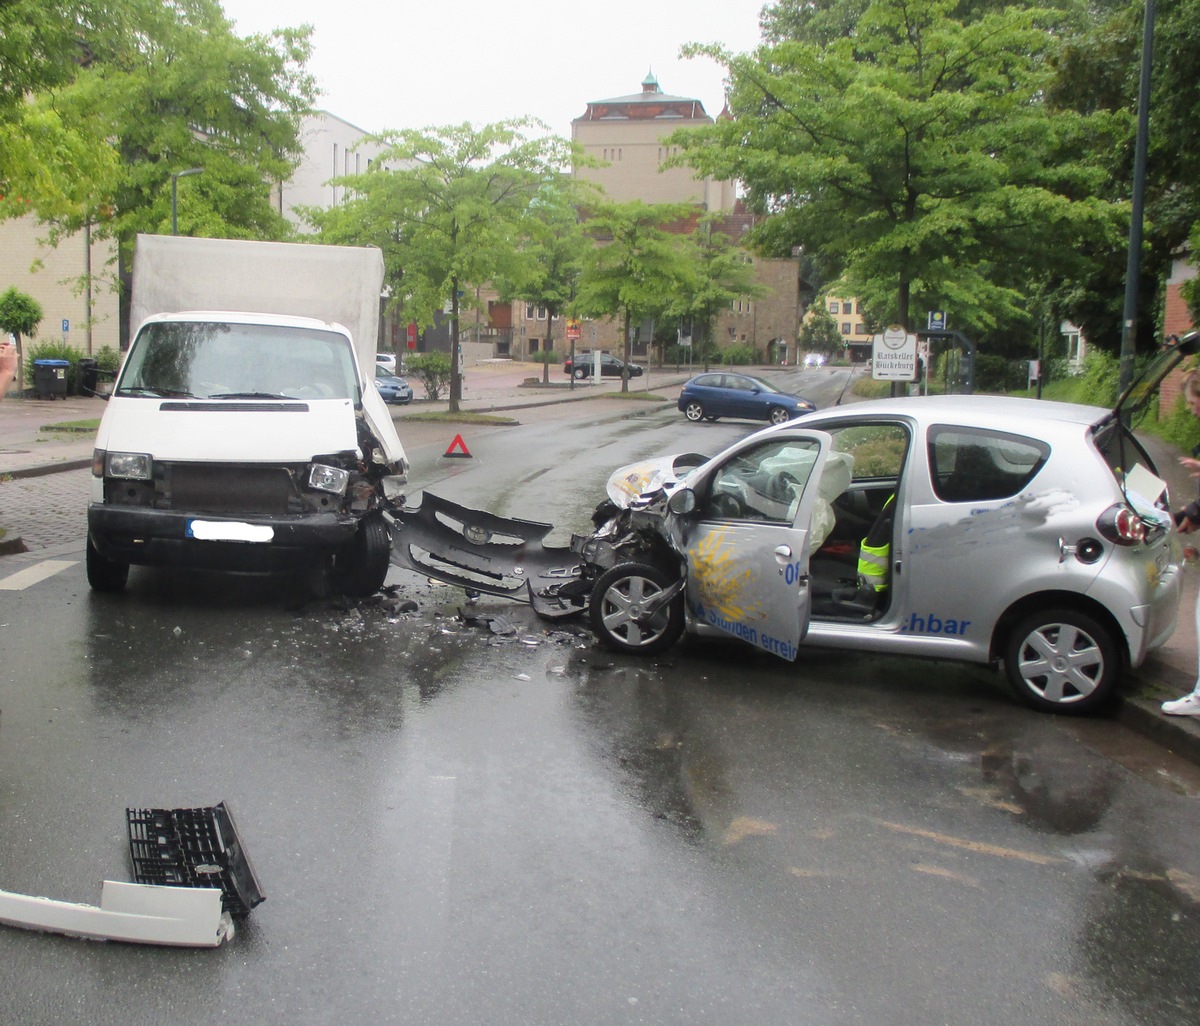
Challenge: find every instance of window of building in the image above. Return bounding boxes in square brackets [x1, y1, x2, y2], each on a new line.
[855, 323, 866, 335]
[842, 302, 852, 314]
[841, 322, 852, 334]
[828, 300, 839, 314]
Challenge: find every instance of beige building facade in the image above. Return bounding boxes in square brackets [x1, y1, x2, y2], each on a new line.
[0, 215, 120, 359]
[556, 73, 804, 363]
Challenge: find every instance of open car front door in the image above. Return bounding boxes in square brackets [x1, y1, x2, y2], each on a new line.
[673, 429, 832, 661]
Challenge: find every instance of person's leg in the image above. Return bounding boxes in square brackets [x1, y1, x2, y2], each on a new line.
[1162, 588, 1200, 715]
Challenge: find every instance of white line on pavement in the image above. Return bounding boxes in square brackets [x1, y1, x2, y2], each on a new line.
[0, 560, 78, 590]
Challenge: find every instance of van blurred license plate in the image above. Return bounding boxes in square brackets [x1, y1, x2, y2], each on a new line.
[187, 520, 274, 543]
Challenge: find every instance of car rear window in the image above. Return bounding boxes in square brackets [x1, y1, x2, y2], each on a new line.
[928, 426, 1049, 502]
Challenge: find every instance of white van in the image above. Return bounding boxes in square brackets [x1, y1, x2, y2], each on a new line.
[86, 235, 408, 597]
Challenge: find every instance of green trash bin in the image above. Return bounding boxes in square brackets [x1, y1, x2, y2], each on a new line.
[33, 358, 70, 400]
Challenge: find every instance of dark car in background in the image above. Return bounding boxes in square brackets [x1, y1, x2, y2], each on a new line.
[678, 372, 816, 425]
[374, 373, 414, 404]
[564, 351, 644, 380]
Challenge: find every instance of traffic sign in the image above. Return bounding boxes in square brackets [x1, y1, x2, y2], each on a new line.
[927, 310, 947, 331]
[871, 326, 918, 381]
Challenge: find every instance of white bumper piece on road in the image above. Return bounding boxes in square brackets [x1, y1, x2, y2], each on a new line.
[0, 880, 233, 947]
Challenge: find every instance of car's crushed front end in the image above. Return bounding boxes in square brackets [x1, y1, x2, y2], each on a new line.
[387, 453, 706, 619]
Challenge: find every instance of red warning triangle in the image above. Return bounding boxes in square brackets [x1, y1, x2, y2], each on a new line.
[443, 433, 472, 459]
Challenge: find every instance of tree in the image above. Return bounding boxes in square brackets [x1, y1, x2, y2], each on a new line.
[797, 301, 843, 358]
[1044, 0, 1200, 350]
[572, 200, 696, 393]
[675, 0, 1123, 342]
[677, 214, 765, 357]
[0, 286, 44, 392]
[1, 0, 316, 342]
[494, 178, 592, 367]
[310, 120, 575, 412]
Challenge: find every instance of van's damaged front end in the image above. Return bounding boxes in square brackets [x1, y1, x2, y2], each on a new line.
[387, 453, 707, 628]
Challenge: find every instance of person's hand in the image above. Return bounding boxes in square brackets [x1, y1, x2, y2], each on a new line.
[0, 341, 17, 400]
[1180, 455, 1200, 478]
[1181, 518, 1198, 535]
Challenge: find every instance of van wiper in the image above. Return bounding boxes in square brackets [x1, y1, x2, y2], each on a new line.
[209, 391, 291, 400]
[118, 386, 199, 398]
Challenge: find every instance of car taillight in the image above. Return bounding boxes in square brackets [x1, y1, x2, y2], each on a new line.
[1096, 503, 1147, 546]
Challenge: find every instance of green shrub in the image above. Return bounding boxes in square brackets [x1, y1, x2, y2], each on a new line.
[721, 343, 759, 366]
[405, 351, 452, 400]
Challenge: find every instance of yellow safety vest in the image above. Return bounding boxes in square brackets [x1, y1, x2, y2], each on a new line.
[856, 495, 894, 592]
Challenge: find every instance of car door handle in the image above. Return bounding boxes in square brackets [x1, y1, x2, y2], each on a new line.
[773, 544, 792, 562]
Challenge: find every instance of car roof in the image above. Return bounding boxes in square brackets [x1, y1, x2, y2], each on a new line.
[806, 393, 1110, 430]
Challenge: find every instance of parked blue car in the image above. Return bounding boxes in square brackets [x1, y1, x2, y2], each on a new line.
[678, 372, 816, 425]
[375, 373, 414, 404]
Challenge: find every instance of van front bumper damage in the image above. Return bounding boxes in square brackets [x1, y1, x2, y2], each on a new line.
[88, 504, 360, 571]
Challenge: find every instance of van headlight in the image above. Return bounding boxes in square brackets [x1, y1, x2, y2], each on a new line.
[308, 463, 350, 495]
[105, 451, 153, 480]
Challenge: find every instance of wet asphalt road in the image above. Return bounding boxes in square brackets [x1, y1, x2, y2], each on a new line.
[1, 377, 1199, 1025]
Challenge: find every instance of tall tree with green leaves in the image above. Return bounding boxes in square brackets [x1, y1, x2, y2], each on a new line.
[571, 200, 696, 393]
[311, 120, 575, 412]
[678, 213, 765, 354]
[676, 0, 1123, 341]
[492, 177, 593, 374]
[1, 1, 315, 341]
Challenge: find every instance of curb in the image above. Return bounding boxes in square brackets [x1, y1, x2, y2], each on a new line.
[5, 456, 92, 481]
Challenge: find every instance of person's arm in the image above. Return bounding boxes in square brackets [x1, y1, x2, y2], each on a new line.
[0, 342, 17, 400]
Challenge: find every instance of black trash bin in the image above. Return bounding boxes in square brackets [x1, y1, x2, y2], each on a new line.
[33, 358, 70, 399]
[77, 357, 99, 396]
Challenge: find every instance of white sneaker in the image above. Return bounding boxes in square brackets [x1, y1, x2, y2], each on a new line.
[1161, 692, 1200, 716]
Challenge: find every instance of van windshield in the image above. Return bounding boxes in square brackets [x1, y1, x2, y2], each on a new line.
[117, 322, 359, 401]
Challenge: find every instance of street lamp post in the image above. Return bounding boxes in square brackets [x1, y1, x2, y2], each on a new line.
[170, 168, 203, 235]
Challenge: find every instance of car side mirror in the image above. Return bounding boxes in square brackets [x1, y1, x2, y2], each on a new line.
[667, 487, 698, 515]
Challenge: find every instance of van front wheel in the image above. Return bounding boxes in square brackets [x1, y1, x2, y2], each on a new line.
[331, 512, 391, 597]
[86, 537, 129, 593]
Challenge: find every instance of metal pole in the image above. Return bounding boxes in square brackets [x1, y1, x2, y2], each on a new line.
[1118, 0, 1155, 393]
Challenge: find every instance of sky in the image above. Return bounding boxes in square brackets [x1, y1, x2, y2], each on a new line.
[218, 0, 769, 136]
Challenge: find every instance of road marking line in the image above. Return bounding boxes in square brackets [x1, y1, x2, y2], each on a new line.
[879, 819, 1067, 866]
[0, 560, 78, 590]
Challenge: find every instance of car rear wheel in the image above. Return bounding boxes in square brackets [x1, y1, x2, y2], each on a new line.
[331, 511, 392, 597]
[589, 561, 685, 656]
[86, 537, 129, 593]
[1003, 607, 1120, 715]
[573, 366, 587, 380]
[769, 406, 792, 426]
[684, 401, 705, 422]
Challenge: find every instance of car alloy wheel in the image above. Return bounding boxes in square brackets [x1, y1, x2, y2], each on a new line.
[589, 561, 685, 655]
[684, 401, 705, 422]
[769, 406, 792, 425]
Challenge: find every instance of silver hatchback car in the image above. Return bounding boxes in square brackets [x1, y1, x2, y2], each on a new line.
[390, 334, 1196, 715]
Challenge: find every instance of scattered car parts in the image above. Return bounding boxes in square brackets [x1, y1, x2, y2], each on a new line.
[0, 801, 262, 948]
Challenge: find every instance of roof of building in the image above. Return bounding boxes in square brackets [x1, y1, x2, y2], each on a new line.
[575, 70, 710, 123]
